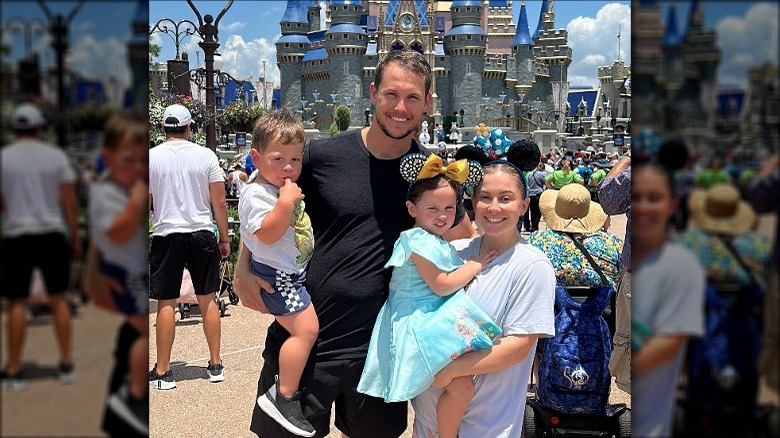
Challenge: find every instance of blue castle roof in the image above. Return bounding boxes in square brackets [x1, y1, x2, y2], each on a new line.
[451, 0, 482, 7]
[489, 0, 509, 7]
[302, 47, 327, 61]
[567, 89, 598, 116]
[277, 34, 311, 44]
[662, 4, 681, 46]
[447, 24, 487, 36]
[513, 2, 533, 45]
[281, 0, 309, 24]
[533, 0, 549, 39]
[329, 0, 362, 5]
[684, 0, 702, 37]
[325, 23, 366, 35]
[717, 90, 745, 117]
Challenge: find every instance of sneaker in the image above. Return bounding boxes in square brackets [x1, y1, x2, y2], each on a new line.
[107, 384, 149, 435]
[257, 376, 316, 437]
[207, 361, 225, 383]
[58, 363, 75, 385]
[1, 370, 27, 392]
[148, 365, 176, 390]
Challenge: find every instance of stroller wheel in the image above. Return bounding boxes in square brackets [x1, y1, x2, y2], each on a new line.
[617, 409, 631, 438]
[228, 289, 239, 306]
[179, 303, 190, 319]
[217, 299, 227, 317]
[523, 403, 540, 438]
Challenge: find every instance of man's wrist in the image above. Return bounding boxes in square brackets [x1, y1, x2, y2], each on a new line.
[219, 238, 229, 244]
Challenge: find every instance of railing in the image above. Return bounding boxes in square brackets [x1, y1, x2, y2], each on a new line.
[480, 117, 537, 132]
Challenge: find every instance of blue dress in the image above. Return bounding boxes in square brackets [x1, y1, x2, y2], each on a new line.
[357, 227, 502, 402]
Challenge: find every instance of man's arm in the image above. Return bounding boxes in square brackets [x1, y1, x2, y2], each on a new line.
[60, 181, 80, 255]
[748, 156, 779, 214]
[209, 181, 230, 259]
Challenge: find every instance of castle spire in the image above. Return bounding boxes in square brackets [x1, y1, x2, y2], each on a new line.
[662, 3, 681, 46]
[513, 1, 533, 46]
[685, 0, 702, 37]
[533, 0, 549, 39]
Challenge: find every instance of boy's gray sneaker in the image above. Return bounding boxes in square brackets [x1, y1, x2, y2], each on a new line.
[148, 365, 176, 390]
[257, 376, 316, 437]
[207, 361, 225, 383]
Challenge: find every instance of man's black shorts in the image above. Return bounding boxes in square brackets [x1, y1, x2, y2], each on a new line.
[1, 232, 70, 299]
[250, 328, 408, 438]
[150, 230, 220, 300]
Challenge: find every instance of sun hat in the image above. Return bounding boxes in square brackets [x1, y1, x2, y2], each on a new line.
[12, 103, 45, 129]
[162, 104, 192, 128]
[592, 158, 613, 169]
[688, 183, 755, 235]
[539, 183, 607, 234]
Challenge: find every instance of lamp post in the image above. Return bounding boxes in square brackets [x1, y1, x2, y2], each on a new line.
[596, 114, 602, 135]
[459, 108, 465, 127]
[364, 107, 371, 127]
[38, 0, 83, 148]
[186, 0, 234, 151]
[4, 17, 46, 96]
[4, 17, 46, 58]
[149, 18, 198, 60]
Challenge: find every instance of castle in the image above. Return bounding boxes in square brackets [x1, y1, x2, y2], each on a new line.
[277, 0, 582, 130]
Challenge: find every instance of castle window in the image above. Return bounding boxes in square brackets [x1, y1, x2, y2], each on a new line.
[299, 44, 304, 49]
[466, 7, 471, 12]
[343, 34, 348, 39]
[466, 35, 471, 40]
[343, 5, 347, 10]
[328, 34, 333, 40]
[285, 43, 290, 48]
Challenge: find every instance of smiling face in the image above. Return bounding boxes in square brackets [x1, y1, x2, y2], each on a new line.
[406, 184, 458, 237]
[370, 62, 431, 141]
[632, 165, 678, 249]
[251, 138, 304, 188]
[474, 168, 529, 239]
[103, 134, 148, 187]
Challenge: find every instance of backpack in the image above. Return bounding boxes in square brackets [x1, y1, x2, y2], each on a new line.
[537, 234, 614, 415]
[685, 235, 764, 412]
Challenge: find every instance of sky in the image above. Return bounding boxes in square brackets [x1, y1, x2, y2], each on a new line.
[1, 1, 141, 87]
[149, 1, 631, 89]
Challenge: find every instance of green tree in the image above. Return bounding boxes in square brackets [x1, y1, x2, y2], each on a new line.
[336, 105, 350, 132]
[150, 36, 161, 61]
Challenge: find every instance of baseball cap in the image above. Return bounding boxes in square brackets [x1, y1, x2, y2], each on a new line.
[162, 104, 192, 128]
[12, 103, 45, 129]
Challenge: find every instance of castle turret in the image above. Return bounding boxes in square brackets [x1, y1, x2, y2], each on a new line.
[513, 1, 534, 117]
[532, 0, 571, 126]
[308, 0, 321, 33]
[446, 0, 486, 126]
[532, 0, 550, 41]
[277, 0, 311, 109]
[325, 0, 367, 121]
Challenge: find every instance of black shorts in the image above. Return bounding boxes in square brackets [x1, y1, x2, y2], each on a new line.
[250, 333, 408, 438]
[150, 230, 220, 300]
[1, 232, 70, 299]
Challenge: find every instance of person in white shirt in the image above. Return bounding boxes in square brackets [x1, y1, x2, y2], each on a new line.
[148, 104, 230, 389]
[1, 103, 79, 391]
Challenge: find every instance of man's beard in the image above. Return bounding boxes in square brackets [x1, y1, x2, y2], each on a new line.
[376, 114, 418, 140]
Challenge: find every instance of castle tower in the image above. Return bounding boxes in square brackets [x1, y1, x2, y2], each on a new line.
[532, 0, 549, 41]
[661, 3, 683, 130]
[446, 0, 486, 127]
[680, 0, 719, 129]
[277, 1, 311, 109]
[532, 0, 571, 129]
[325, 0, 367, 121]
[308, 0, 321, 32]
[512, 1, 534, 119]
[633, 0, 664, 132]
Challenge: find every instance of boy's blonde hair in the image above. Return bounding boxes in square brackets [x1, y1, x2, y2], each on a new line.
[103, 111, 148, 150]
[251, 109, 305, 152]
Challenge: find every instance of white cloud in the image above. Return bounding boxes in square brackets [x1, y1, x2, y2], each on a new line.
[565, 2, 631, 87]
[221, 21, 246, 33]
[217, 33, 279, 86]
[66, 34, 130, 86]
[715, 2, 778, 87]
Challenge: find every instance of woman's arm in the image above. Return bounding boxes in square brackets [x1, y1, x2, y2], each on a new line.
[431, 334, 539, 388]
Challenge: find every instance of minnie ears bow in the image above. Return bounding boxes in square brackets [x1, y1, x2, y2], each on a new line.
[400, 153, 483, 187]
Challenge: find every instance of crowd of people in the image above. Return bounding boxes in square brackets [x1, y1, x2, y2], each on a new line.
[2, 48, 777, 438]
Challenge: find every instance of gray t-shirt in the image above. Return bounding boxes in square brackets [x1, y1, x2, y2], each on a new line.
[412, 237, 556, 438]
[633, 242, 705, 437]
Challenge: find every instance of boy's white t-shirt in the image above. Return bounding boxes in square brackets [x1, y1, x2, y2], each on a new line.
[89, 179, 147, 274]
[633, 242, 705, 437]
[238, 182, 313, 275]
[411, 237, 556, 438]
[149, 139, 224, 236]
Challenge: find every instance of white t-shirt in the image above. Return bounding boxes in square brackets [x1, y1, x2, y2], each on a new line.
[238, 182, 314, 275]
[89, 179, 147, 274]
[633, 242, 705, 438]
[149, 139, 224, 236]
[412, 237, 556, 438]
[1, 139, 76, 237]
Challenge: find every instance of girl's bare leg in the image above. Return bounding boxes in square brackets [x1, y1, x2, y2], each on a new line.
[437, 376, 475, 438]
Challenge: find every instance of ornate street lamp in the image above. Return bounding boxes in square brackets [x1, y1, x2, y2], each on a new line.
[149, 18, 198, 61]
[186, 0, 234, 151]
[4, 17, 46, 58]
[4, 17, 46, 96]
[364, 108, 371, 127]
[459, 108, 465, 127]
[38, 0, 83, 148]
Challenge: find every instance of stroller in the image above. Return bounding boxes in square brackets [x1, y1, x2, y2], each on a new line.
[177, 259, 239, 319]
[524, 235, 630, 437]
[673, 236, 778, 437]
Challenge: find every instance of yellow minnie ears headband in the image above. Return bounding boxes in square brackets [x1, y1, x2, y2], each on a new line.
[400, 153, 484, 188]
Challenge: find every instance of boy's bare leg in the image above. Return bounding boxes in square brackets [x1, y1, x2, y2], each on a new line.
[5, 298, 27, 375]
[48, 293, 72, 366]
[196, 292, 222, 367]
[273, 305, 319, 397]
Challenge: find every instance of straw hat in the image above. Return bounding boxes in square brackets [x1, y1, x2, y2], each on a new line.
[539, 184, 607, 233]
[689, 183, 755, 235]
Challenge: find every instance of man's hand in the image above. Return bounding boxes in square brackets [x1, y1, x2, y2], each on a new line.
[218, 240, 230, 259]
[233, 242, 271, 313]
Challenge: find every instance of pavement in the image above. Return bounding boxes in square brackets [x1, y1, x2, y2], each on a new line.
[3, 212, 777, 437]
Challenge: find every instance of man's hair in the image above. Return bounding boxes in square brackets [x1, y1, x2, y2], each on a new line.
[103, 111, 148, 150]
[251, 109, 305, 152]
[13, 127, 40, 137]
[374, 50, 432, 96]
[163, 124, 188, 137]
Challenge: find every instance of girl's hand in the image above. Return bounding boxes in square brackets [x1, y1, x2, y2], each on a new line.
[470, 249, 498, 270]
[431, 366, 455, 389]
[279, 178, 304, 206]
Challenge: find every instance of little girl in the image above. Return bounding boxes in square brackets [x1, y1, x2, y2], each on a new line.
[357, 153, 501, 438]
